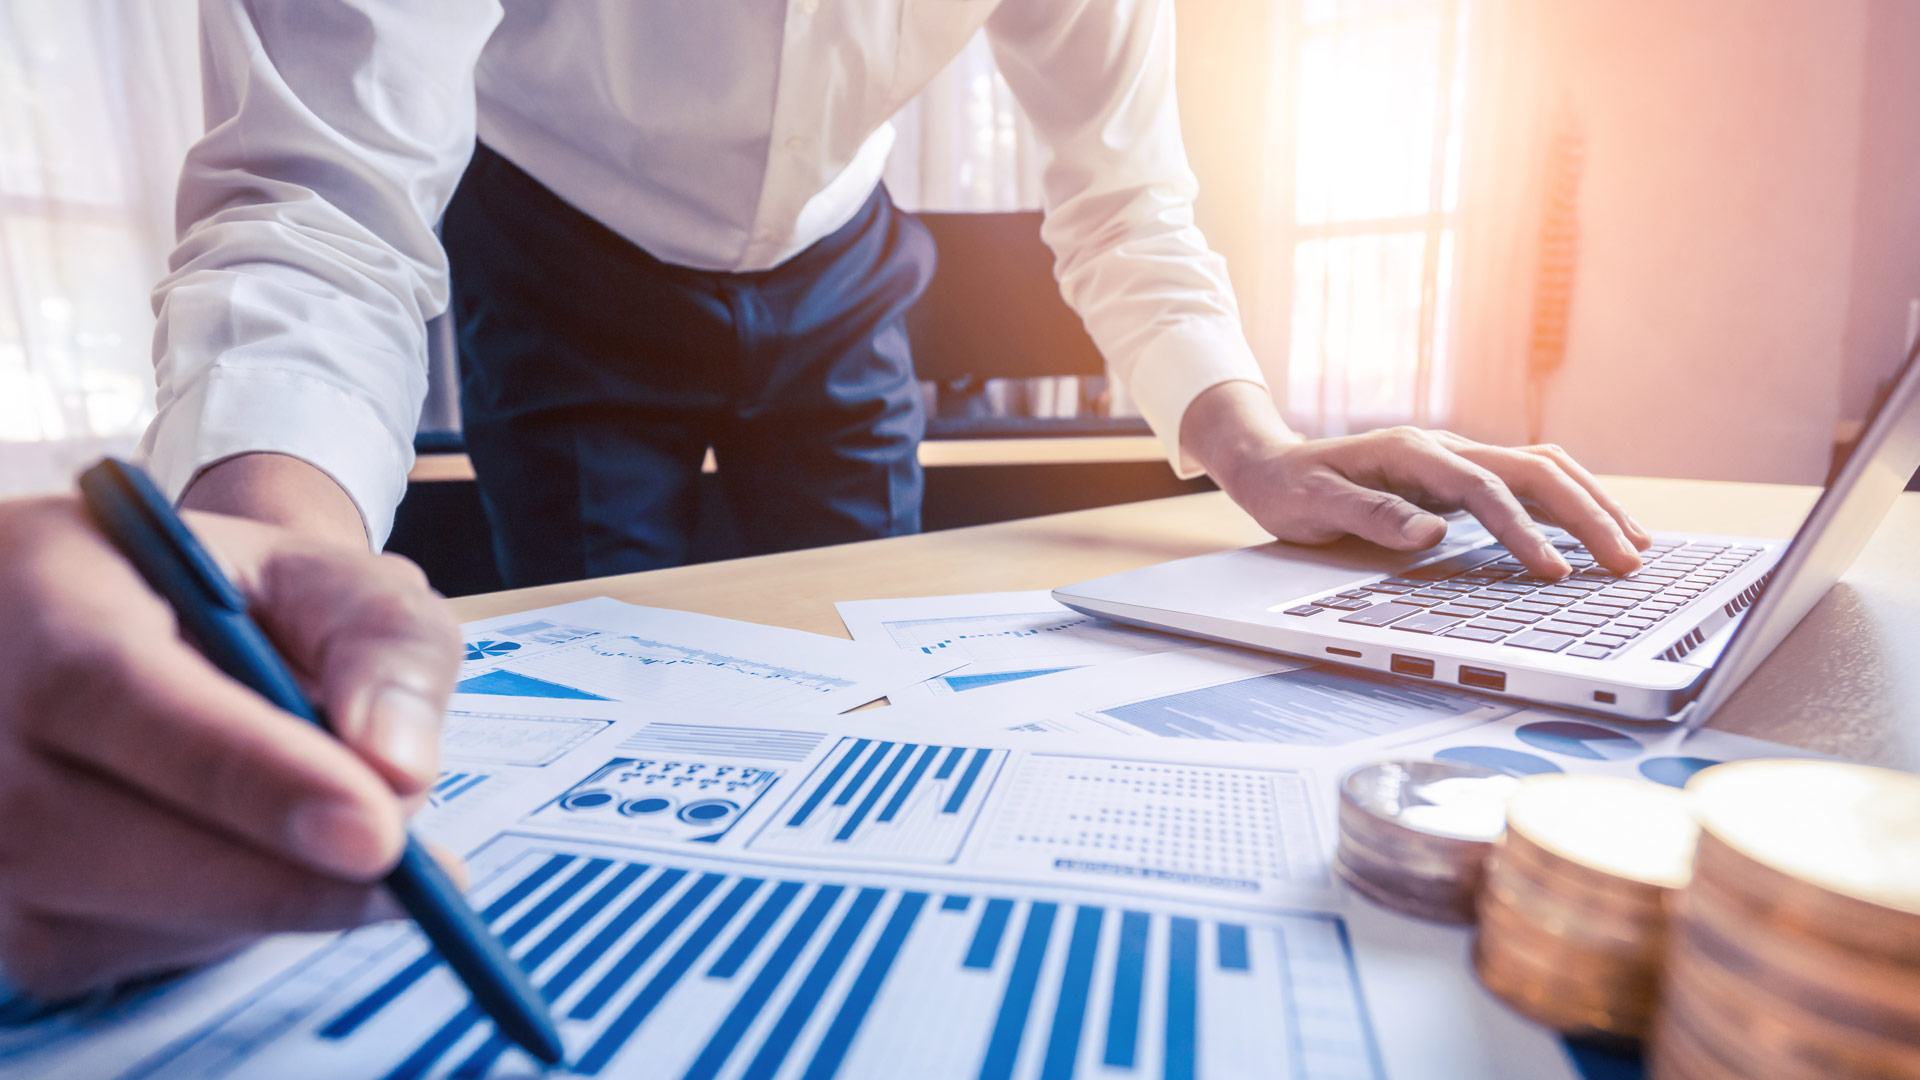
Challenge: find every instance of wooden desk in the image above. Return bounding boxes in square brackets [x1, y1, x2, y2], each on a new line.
[408, 435, 1166, 483]
[448, 476, 1920, 770]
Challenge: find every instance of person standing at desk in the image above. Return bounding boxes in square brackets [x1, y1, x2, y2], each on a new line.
[0, 0, 1652, 997]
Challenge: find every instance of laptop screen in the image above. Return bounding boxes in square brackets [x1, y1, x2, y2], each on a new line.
[1684, 334, 1920, 726]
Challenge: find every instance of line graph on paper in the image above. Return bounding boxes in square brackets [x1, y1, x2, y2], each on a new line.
[749, 738, 1007, 863]
[119, 837, 1383, 1080]
[880, 611, 1181, 695]
[456, 621, 857, 709]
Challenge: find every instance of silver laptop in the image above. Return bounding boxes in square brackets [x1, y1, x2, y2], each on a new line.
[1055, 340, 1920, 723]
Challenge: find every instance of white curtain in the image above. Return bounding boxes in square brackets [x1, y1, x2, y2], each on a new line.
[0, 0, 199, 496]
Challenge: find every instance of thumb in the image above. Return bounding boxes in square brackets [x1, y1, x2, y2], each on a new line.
[1324, 478, 1448, 550]
[198, 516, 461, 794]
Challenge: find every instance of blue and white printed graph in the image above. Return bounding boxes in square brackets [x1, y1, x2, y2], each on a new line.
[1091, 667, 1506, 745]
[461, 631, 857, 707]
[121, 839, 1381, 1080]
[429, 772, 490, 806]
[977, 755, 1325, 893]
[441, 710, 612, 768]
[751, 738, 1006, 863]
[875, 608, 1182, 695]
[1513, 720, 1642, 762]
[528, 758, 781, 843]
[619, 723, 828, 764]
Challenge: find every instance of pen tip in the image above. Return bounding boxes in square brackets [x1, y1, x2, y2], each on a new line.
[524, 1026, 566, 1068]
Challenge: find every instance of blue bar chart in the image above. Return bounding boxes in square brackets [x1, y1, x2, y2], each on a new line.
[122, 839, 1382, 1080]
[430, 772, 491, 806]
[1093, 667, 1505, 745]
[749, 739, 1006, 863]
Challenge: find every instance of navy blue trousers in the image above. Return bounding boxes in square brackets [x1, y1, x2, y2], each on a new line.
[442, 144, 932, 588]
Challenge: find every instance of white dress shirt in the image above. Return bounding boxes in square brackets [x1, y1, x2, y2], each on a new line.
[142, 0, 1267, 545]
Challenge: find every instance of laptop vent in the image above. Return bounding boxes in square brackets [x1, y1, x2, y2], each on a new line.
[1659, 571, 1775, 662]
[1660, 628, 1710, 662]
[1721, 570, 1774, 619]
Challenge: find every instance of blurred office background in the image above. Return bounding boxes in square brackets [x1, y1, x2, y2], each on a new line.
[4, 0, 1917, 498]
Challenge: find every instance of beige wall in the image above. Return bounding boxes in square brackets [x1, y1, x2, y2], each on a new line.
[1529, 0, 1864, 485]
[1173, 0, 1906, 486]
[1839, 0, 1920, 429]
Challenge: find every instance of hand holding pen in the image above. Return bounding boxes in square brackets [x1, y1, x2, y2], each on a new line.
[0, 464, 555, 1062]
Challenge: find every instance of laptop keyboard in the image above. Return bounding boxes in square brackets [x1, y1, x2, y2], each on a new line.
[1280, 532, 1769, 660]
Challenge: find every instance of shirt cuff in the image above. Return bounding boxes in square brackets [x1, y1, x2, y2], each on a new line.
[1122, 320, 1271, 479]
[137, 367, 414, 548]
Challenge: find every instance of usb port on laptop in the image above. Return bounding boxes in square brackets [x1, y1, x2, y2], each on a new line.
[1458, 665, 1506, 692]
[1390, 654, 1435, 679]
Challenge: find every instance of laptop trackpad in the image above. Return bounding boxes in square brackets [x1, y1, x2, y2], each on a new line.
[1065, 516, 1496, 615]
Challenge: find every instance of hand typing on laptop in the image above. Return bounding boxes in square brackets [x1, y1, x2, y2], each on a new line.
[1181, 382, 1653, 578]
[0, 499, 460, 997]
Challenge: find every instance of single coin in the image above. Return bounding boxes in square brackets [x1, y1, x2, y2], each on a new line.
[1505, 774, 1699, 891]
[1342, 759, 1521, 842]
[1689, 833, 1920, 965]
[1478, 881, 1665, 968]
[1336, 840, 1477, 902]
[1648, 1001, 1765, 1080]
[1334, 858, 1476, 924]
[1687, 759, 1920, 915]
[1663, 946, 1920, 1080]
[1665, 923, 1920, 1074]
[1497, 822, 1678, 908]
[1674, 875, 1920, 1039]
[1472, 934, 1651, 1044]
[1337, 820, 1485, 881]
[1482, 847, 1666, 947]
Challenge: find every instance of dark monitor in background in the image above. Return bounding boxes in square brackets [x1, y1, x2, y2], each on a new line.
[906, 211, 1143, 437]
[906, 211, 1106, 382]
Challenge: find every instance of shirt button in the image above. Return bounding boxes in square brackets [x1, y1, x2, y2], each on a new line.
[800, 0, 819, 12]
[784, 134, 807, 154]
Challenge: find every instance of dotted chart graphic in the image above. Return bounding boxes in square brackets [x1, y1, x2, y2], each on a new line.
[977, 755, 1324, 892]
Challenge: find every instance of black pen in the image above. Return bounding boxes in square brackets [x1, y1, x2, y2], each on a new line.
[77, 458, 564, 1068]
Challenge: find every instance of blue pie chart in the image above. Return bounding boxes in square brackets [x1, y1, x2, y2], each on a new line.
[678, 799, 738, 824]
[560, 789, 616, 810]
[464, 639, 523, 661]
[1515, 720, 1643, 762]
[1639, 756, 1721, 788]
[1435, 746, 1563, 777]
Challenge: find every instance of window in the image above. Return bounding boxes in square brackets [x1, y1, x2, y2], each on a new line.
[0, 3, 195, 492]
[1260, 0, 1471, 435]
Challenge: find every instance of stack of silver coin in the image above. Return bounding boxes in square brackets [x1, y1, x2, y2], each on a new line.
[1335, 759, 1520, 924]
[1652, 759, 1920, 1079]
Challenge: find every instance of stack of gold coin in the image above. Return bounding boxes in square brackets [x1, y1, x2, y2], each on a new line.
[1652, 759, 1920, 1080]
[1335, 759, 1520, 923]
[1473, 774, 1697, 1047]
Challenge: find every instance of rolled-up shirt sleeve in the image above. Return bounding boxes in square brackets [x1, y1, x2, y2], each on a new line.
[984, 0, 1272, 477]
[138, 0, 501, 546]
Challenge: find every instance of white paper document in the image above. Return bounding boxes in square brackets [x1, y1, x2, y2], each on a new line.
[886, 648, 1521, 750]
[458, 597, 954, 713]
[6, 694, 1605, 1080]
[0, 671, 1806, 1079]
[835, 591, 1225, 698]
